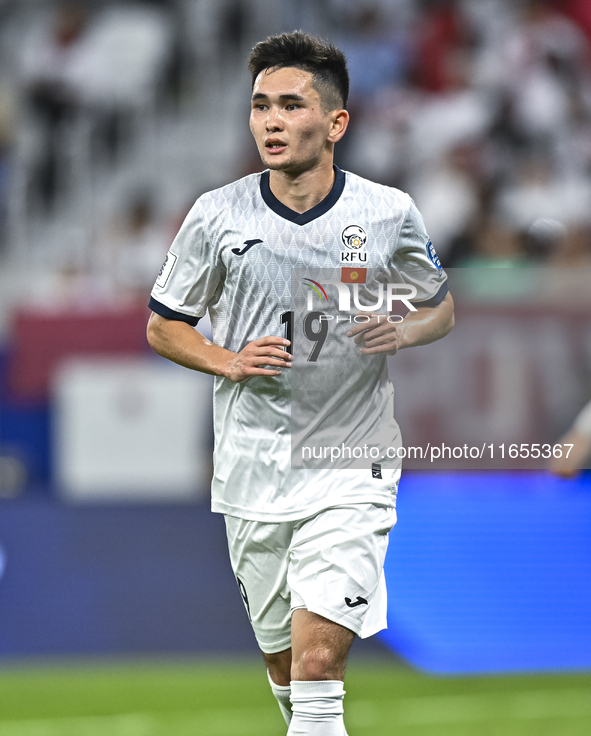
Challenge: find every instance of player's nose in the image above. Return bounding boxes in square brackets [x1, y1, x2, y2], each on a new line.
[265, 106, 284, 131]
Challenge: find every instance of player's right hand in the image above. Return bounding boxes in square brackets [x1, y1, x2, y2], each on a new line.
[223, 336, 292, 382]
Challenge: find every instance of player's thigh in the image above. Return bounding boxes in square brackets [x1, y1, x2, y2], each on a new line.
[288, 503, 397, 639]
[224, 514, 293, 654]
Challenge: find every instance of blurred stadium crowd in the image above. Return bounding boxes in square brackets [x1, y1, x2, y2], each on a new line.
[0, 0, 590, 336]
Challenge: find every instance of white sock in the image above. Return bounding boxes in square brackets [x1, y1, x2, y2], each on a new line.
[287, 680, 346, 736]
[267, 671, 292, 725]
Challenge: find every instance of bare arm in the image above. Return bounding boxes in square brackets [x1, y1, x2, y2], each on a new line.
[549, 429, 591, 479]
[146, 313, 291, 382]
[346, 292, 455, 355]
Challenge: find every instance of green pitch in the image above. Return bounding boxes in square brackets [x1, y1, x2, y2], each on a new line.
[0, 659, 590, 736]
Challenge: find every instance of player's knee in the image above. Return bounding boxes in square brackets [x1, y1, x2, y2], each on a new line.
[263, 650, 291, 687]
[292, 646, 344, 682]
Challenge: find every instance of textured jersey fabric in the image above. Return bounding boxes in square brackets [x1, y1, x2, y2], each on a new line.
[150, 168, 447, 521]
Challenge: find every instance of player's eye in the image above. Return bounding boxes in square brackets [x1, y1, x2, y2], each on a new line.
[286, 104, 299, 110]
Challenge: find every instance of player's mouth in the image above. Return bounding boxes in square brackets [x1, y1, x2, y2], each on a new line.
[265, 139, 287, 154]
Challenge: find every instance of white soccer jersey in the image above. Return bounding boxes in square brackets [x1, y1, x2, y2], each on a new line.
[150, 167, 447, 521]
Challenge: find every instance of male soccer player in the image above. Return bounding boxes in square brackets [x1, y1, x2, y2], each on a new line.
[147, 31, 454, 735]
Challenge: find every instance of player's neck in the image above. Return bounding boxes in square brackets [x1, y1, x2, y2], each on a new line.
[268, 159, 335, 214]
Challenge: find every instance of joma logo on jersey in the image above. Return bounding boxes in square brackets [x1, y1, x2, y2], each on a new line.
[231, 238, 263, 256]
[341, 225, 369, 265]
[303, 279, 418, 312]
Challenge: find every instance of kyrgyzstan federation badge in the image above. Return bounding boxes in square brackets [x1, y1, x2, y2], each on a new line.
[340, 225, 369, 265]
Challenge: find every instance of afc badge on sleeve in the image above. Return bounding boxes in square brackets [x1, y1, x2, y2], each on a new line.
[155, 252, 178, 288]
[426, 240, 442, 273]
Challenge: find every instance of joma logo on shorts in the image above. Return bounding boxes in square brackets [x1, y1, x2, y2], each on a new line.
[345, 596, 368, 608]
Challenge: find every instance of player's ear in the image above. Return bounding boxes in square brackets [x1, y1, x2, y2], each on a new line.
[328, 109, 349, 144]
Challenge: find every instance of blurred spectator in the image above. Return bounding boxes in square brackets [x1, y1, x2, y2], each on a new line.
[0, 79, 15, 252]
[20, 2, 90, 210]
[182, 0, 272, 69]
[342, 85, 413, 184]
[496, 152, 591, 231]
[409, 53, 495, 165]
[510, 1, 589, 143]
[219, 0, 248, 57]
[99, 191, 170, 302]
[19, 2, 173, 211]
[76, 4, 172, 112]
[459, 217, 529, 267]
[333, 3, 410, 169]
[411, 0, 467, 93]
[339, 5, 409, 102]
[409, 143, 482, 258]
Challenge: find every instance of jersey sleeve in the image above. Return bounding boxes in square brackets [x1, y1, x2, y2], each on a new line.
[149, 200, 224, 326]
[391, 197, 448, 307]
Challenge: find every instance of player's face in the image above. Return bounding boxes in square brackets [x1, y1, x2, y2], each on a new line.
[250, 66, 347, 174]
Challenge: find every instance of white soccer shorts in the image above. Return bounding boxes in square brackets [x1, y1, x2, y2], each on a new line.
[224, 503, 397, 654]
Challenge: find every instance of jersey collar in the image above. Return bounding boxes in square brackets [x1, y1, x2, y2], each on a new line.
[260, 166, 346, 226]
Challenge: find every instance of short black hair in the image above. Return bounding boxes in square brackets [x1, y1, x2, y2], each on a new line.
[248, 31, 349, 112]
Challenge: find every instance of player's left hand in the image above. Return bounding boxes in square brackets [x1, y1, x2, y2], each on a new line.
[346, 313, 404, 355]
